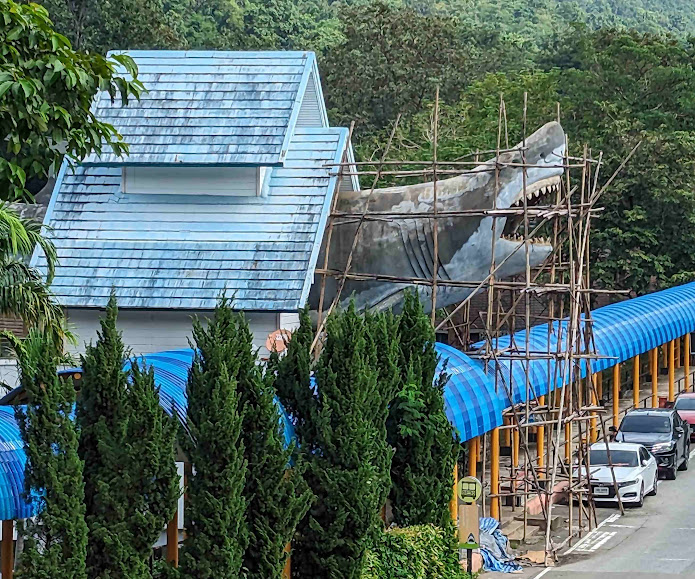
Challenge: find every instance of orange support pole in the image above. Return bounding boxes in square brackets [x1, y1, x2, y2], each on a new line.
[1, 520, 13, 579]
[669, 340, 675, 402]
[282, 543, 291, 579]
[613, 363, 621, 428]
[676, 337, 681, 369]
[537, 396, 545, 478]
[468, 437, 478, 477]
[490, 428, 500, 520]
[596, 371, 603, 401]
[686, 334, 691, 392]
[651, 348, 658, 408]
[633, 355, 640, 408]
[166, 510, 179, 567]
[590, 375, 598, 443]
[565, 422, 572, 463]
[450, 463, 458, 523]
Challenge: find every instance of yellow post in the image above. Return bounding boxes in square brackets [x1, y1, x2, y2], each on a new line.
[564, 422, 572, 463]
[633, 355, 640, 408]
[166, 510, 179, 567]
[537, 396, 545, 478]
[1, 520, 13, 579]
[651, 348, 659, 408]
[468, 437, 478, 477]
[613, 363, 620, 428]
[590, 375, 598, 443]
[669, 340, 675, 402]
[490, 428, 500, 520]
[676, 337, 681, 369]
[450, 463, 458, 523]
[282, 543, 291, 579]
[686, 334, 691, 392]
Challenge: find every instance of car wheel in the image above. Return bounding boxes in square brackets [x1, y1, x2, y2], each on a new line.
[679, 446, 690, 471]
[666, 465, 678, 480]
[636, 483, 644, 508]
[648, 473, 658, 496]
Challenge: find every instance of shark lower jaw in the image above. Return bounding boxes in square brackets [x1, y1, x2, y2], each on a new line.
[500, 175, 562, 249]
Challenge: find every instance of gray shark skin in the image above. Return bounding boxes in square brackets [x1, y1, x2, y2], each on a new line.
[308, 122, 567, 314]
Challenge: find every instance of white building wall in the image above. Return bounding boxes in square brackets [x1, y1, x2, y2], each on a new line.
[67, 308, 282, 358]
[296, 71, 324, 127]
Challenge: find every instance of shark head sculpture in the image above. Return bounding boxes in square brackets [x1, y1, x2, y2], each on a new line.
[308, 121, 567, 313]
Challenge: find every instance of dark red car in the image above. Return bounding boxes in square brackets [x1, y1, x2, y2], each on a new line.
[674, 392, 695, 441]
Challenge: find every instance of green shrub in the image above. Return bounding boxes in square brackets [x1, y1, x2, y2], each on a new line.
[361, 525, 469, 579]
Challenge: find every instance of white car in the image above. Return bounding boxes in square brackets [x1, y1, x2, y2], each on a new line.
[578, 442, 658, 507]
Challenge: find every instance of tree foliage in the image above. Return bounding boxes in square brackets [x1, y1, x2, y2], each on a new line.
[178, 300, 248, 579]
[387, 292, 459, 528]
[0, 0, 144, 202]
[277, 305, 397, 579]
[11, 330, 87, 579]
[77, 294, 179, 579]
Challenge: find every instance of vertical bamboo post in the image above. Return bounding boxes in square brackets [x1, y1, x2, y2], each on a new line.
[1, 520, 13, 579]
[669, 340, 675, 402]
[450, 463, 458, 523]
[468, 437, 478, 477]
[537, 396, 545, 478]
[166, 510, 179, 567]
[633, 355, 640, 408]
[686, 334, 691, 392]
[613, 363, 620, 428]
[490, 428, 500, 520]
[651, 348, 658, 408]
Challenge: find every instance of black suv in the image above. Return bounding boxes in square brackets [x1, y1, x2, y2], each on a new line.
[614, 408, 690, 480]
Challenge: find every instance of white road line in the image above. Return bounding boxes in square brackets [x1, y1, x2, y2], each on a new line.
[689, 447, 695, 459]
[565, 512, 621, 555]
[608, 524, 635, 528]
[676, 527, 695, 530]
[535, 568, 553, 579]
[586, 531, 617, 552]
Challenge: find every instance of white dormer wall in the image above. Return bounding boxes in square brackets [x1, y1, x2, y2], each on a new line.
[297, 71, 323, 127]
[122, 166, 269, 196]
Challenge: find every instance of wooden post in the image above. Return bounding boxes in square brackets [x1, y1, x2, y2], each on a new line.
[596, 371, 603, 401]
[1, 520, 13, 579]
[468, 437, 478, 477]
[166, 510, 178, 567]
[490, 428, 500, 520]
[501, 416, 510, 447]
[669, 340, 675, 402]
[651, 348, 659, 408]
[633, 355, 640, 408]
[686, 334, 691, 392]
[537, 396, 545, 478]
[450, 463, 458, 523]
[613, 363, 621, 428]
[282, 543, 291, 579]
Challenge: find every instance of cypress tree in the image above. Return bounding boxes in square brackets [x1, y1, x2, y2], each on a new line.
[218, 306, 313, 579]
[77, 294, 179, 578]
[12, 330, 88, 579]
[387, 291, 459, 528]
[282, 304, 394, 579]
[179, 299, 247, 579]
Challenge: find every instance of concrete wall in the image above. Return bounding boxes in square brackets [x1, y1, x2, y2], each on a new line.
[67, 308, 294, 358]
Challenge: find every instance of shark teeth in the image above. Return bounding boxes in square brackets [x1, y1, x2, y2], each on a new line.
[500, 235, 552, 245]
[514, 179, 562, 207]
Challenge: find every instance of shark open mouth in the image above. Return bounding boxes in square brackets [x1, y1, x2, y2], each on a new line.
[501, 176, 562, 244]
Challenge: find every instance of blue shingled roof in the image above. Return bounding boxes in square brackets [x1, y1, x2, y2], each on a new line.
[83, 51, 320, 166]
[36, 127, 347, 310]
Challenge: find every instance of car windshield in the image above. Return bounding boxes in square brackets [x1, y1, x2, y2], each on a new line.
[675, 398, 695, 411]
[620, 414, 671, 433]
[589, 449, 639, 467]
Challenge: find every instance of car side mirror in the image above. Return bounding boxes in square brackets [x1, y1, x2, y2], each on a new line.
[676, 426, 684, 435]
[609, 426, 617, 434]
[641, 459, 648, 467]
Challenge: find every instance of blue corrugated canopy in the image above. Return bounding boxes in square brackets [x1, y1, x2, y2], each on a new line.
[435, 343, 504, 441]
[0, 407, 35, 520]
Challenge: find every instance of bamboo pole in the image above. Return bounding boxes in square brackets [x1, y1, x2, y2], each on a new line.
[669, 340, 676, 402]
[651, 348, 658, 408]
[686, 334, 691, 392]
[613, 363, 620, 427]
[633, 355, 640, 408]
[490, 428, 500, 520]
[1, 520, 13, 579]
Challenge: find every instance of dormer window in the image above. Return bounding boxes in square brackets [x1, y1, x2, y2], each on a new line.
[122, 166, 269, 196]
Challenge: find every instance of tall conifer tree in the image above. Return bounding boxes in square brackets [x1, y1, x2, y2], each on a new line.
[278, 305, 395, 579]
[179, 300, 247, 579]
[387, 291, 459, 527]
[12, 330, 88, 579]
[77, 294, 179, 578]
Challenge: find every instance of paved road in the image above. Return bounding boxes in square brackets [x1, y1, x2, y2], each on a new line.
[518, 446, 695, 579]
